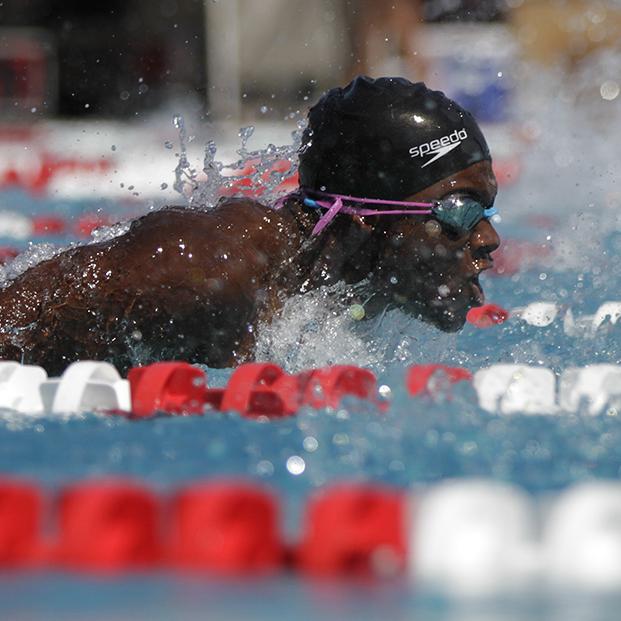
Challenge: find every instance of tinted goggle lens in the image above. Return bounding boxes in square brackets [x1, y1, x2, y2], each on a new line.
[432, 195, 497, 235]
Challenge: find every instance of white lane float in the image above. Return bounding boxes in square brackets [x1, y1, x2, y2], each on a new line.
[484, 300, 621, 336]
[473, 364, 557, 414]
[559, 364, 621, 415]
[591, 302, 621, 330]
[543, 482, 621, 591]
[512, 301, 559, 327]
[0, 361, 47, 413]
[39, 361, 131, 414]
[0, 211, 33, 240]
[411, 479, 538, 596]
[563, 301, 621, 337]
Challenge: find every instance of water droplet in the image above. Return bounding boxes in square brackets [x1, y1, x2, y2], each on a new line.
[349, 304, 365, 321]
[238, 125, 255, 142]
[164, 141, 173, 149]
[160, 183, 168, 190]
[303, 436, 319, 452]
[378, 384, 392, 399]
[286, 455, 305, 475]
[256, 460, 274, 476]
[600, 80, 620, 101]
[260, 105, 269, 114]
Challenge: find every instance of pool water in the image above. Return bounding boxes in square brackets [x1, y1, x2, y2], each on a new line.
[1, 97, 621, 619]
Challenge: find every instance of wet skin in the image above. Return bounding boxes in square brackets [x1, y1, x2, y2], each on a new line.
[366, 160, 500, 331]
[0, 161, 499, 374]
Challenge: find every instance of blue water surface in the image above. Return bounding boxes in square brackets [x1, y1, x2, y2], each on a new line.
[1, 184, 620, 620]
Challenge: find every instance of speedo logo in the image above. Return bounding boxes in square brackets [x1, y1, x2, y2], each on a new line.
[409, 128, 468, 168]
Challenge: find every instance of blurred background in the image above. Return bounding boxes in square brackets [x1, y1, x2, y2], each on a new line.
[0, 0, 619, 205]
[3, 4, 621, 620]
[1, 0, 619, 119]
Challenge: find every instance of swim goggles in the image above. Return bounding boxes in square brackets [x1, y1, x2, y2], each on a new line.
[297, 190, 498, 236]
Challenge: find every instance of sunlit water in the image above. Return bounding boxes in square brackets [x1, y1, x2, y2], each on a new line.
[2, 66, 621, 620]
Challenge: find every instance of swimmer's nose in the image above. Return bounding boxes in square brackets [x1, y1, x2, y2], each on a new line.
[469, 220, 500, 265]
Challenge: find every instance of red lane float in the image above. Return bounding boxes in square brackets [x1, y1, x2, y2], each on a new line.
[126, 361, 380, 418]
[56, 480, 162, 571]
[169, 482, 283, 573]
[406, 364, 472, 397]
[0, 154, 113, 195]
[217, 362, 296, 417]
[297, 485, 406, 576]
[301, 365, 378, 409]
[466, 303, 509, 328]
[31, 215, 67, 236]
[0, 477, 410, 575]
[0, 246, 19, 264]
[0, 479, 43, 567]
[128, 361, 207, 417]
[75, 213, 111, 237]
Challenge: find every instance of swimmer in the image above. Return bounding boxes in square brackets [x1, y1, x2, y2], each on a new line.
[0, 77, 499, 374]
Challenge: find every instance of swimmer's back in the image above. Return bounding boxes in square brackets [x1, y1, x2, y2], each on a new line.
[0, 198, 303, 373]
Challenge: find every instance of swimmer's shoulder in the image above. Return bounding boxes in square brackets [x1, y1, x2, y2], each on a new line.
[123, 198, 306, 260]
[129, 197, 296, 233]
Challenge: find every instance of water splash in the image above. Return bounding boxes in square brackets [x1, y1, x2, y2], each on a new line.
[0, 242, 63, 287]
[254, 281, 459, 373]
[173, 115, 305, 208]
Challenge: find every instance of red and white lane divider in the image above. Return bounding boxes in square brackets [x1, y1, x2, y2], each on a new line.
[0, 212, 113, 240]
[468, 300, 621, 335]
[0, 476, 620, 593]
[0, 360, 384, 417]
[2, 359, 621, 416]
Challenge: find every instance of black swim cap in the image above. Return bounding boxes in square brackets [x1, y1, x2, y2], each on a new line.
[298, 76, 491, 200]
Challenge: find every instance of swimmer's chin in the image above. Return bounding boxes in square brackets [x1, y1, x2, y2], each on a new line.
[395, 296, 470, 333]
[428, 312, 467, 333]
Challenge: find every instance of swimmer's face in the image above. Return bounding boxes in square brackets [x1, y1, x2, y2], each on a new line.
[373, 161, 500, 331]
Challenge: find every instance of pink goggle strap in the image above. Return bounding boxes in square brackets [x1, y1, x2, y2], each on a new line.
[272, 190, 434, 236]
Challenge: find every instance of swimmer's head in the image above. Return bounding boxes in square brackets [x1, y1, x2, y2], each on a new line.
[299, 76, 499, 332]
[298, 76, 491, 200]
